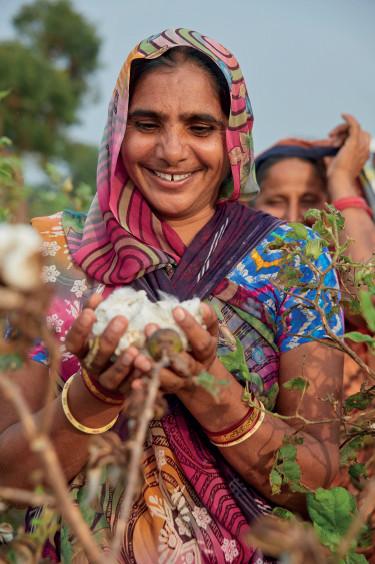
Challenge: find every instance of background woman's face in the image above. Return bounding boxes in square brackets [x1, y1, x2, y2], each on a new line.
[121, 61, 229, 222]
[255, 158, 327, 223]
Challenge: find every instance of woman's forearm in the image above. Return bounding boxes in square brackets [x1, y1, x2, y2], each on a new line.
[328, 175, 375, 263]
[177, 359, 339, 510]
[0, 374, 120, 491]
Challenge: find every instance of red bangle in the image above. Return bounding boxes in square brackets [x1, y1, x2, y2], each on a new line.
[81, 367, 124, 405]
[332, 197, 373, 218]
[203, 406, 254, 438]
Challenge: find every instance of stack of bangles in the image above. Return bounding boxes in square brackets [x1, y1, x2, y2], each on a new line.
[204, 398, 265, 448]
[61, 369, 124, 435]
[332, 196, 373, 219]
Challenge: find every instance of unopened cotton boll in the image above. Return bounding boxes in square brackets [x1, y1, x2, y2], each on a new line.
[92, 287, 203, 354]
[0, 225, 43, 291]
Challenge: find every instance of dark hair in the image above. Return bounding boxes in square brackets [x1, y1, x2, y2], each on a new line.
[128, 46, 231, 117]
[256, 155, 327, 188]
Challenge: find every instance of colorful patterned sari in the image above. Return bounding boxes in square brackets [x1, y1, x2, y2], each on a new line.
[30, 29, 343, 563]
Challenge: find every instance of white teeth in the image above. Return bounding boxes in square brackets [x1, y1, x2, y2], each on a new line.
[173, 173, 191, 181]
[153, 170, 192, 182]
[155, 171, 173, 181]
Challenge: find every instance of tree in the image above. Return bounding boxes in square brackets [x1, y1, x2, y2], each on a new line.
[0, 0, 101, 214]
[0, 0, 100, 157]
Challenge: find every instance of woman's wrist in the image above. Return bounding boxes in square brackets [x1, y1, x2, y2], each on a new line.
[332, 196, 372, 218]
[327, 172, 358, 200]
[66, 373, 121, 428]
[177, 358, 248, 432]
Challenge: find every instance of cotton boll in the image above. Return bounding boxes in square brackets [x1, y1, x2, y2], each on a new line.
[0, 225, 43, 291]
[92, 288, 203, 354]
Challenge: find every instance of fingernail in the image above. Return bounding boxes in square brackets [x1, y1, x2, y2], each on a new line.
[122, 353, 132, 366]
[174, 307, 185, 322]
[112, 318, 126, 331]
[141, 358, 152, 371]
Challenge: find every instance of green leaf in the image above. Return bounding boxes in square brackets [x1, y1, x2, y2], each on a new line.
[270, 440, 308, 494]
[272, 507, 296, 520]
[0, 353, 24, 372]
[245, 371, 264, 390]
[283, 377, 310, 392]
[259, 381, 279, 411]
[340, 437, 365, 466]
[349, 463, 367, 481]
[220, 338, 262, 389]
[269, 467, 282, 494]
[194, 371, 228, 398]
[359, 290, 375, 332]
[305, 238, 322, 260]
[344, 331, 375, 344]
[0, 89, 10, 101]
[307, 487, 357, 551]
[304, 208, 322, 222]
[289, 222, 308, 240]
[343, 552, 368, 564]
[345, 392, 373, 412]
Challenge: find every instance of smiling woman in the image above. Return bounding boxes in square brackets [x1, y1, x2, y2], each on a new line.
[0, 29, 344, 563]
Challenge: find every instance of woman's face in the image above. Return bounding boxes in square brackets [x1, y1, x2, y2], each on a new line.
[121, 61, 229, 222]
[255, 158, 327, 223]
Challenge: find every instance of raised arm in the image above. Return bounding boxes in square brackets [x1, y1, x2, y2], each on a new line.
[326, 113, 374, 263]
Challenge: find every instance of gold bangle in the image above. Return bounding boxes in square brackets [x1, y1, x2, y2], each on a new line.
[61, 376, 119, 435]
[81, 367, 124, 405]
[206, 407, 259, 445]
[211, 402, 265, 448]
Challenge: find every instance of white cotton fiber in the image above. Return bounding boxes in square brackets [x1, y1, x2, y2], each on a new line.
[92, 287, 202, 354]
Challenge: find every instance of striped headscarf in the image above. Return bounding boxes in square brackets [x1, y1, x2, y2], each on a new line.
[67, 28, 258, 285]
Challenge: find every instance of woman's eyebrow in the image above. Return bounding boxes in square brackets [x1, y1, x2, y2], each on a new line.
[182, 113, 226, 127]
[128, 109, 225, 128]
[128, 109, 164, 120]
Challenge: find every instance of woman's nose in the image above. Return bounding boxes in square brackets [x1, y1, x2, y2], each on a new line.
[154, 127, 187, 165]
[285, 200, 304, 223]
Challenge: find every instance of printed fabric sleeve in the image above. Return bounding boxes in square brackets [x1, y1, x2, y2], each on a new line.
[274, 225, 344, 351]
[227, 223, 344, 353]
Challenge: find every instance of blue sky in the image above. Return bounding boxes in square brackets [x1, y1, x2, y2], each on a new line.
[1, 0, 375, 153]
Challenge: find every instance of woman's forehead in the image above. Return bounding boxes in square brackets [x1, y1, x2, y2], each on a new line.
[128, 63, 224, 116]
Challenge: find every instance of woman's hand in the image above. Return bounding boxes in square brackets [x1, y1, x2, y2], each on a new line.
[64, 295, 154, 395]
[145, 303, 220, 394]
[325, 114, 370, 198]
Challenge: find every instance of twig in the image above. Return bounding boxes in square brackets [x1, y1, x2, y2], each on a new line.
[0, 486, 55, 507]
[109, 357, 165, 562]
[0, 374, 104, 564]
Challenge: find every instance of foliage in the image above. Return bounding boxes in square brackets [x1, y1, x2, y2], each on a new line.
[264, 205, 375, 561]
[270, 435, 308, 495]
[0, 0, 99, 218]
[0, 132, 94, 220]
[0, 0, 101, 157]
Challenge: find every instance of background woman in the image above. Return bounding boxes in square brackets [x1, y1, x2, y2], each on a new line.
[254, 120, 375, 395]
[0, 30, 343, 562]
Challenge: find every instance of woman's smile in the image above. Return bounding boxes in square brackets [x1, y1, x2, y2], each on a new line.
[144, 167, 199, 187]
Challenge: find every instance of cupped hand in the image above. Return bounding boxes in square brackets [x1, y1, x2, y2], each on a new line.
[144, 303, 220, 394]
[326, 114, 370, 185]
[65, 294, 153, 394]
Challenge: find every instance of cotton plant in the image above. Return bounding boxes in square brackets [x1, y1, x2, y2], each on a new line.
[0, 224, 43, 291]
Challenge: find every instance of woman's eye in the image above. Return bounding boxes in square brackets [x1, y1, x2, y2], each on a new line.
[190, 125, 214, 136]
[302, 196, 321, 205]
[265, 199, 284, 206]
[135, 121, 159, 131]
